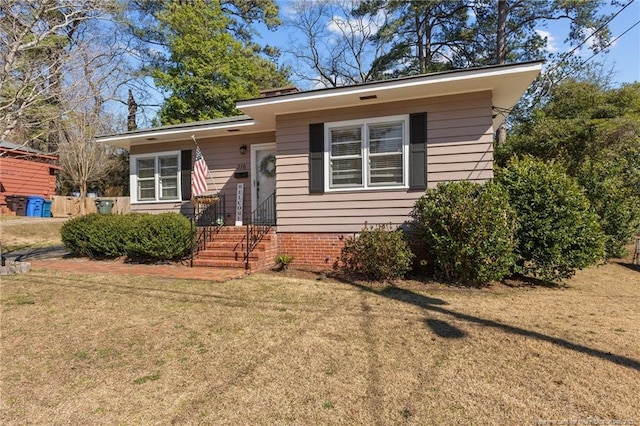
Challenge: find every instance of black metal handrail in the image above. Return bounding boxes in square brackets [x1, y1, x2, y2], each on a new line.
[190, 193, 226, 267]
[245, 191, 276, 270]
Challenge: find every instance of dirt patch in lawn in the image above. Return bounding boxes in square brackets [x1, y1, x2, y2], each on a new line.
[1, 257, 639, 425]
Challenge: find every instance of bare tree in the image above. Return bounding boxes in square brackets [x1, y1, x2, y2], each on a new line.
[0, 1, 120, 149]
[284, 0, 388, 88]
[55, 19, 137, 210]
[58, 113, 114, 210]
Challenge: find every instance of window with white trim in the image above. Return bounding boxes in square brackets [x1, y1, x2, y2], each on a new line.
[131, 152, 181, 203]
[325, 115, 408, 190]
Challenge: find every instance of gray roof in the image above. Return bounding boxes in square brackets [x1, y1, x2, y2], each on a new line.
[0, 140, 49, 155]
[97, 114, 253, 139]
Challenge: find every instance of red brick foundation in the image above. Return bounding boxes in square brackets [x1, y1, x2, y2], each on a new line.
[276, 232, 351, 269]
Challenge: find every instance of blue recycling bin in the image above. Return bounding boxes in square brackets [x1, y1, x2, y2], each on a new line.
[42, 199, 52, 217]
[26, 196, 44, 217]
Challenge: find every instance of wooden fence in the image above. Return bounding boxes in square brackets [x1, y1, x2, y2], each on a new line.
[50, 196, 130, 217]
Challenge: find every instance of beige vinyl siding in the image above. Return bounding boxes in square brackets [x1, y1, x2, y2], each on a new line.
[129, 132, 274, 219]
[275, 91, 494, 233]
[130, 201, 186, 214]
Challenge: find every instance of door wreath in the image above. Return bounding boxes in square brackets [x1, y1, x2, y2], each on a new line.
[259, 153, 276, 178]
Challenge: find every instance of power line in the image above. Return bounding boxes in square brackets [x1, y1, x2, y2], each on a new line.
[532, 0, 637, 107]
[553, 0, 635, 70]
[580, 18, 640, 66]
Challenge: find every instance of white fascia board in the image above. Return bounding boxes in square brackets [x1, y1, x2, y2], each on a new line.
[97, 119, 257, 147]
[237, 62, 542, 111]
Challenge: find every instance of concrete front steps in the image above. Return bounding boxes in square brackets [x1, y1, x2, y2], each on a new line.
[193, 226, 277, 271]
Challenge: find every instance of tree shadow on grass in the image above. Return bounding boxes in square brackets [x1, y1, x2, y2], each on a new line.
[424, 318, 466, 338]
[338, 277, 640, 372]
[613, 261, 640, 273]
[502, 274, 567, 289]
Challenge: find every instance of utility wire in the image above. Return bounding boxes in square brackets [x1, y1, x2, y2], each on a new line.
[579, 19, 640, 66]
[553, 0, 635, 69]
[532, 0, 636, 108]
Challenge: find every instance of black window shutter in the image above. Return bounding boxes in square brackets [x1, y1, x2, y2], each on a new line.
[309, 123, 324, 194]
[409, 112, 427, 190]
[181, 149, 192, 200]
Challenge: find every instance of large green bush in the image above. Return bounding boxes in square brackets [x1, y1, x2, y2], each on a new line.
[495, 156, 605, 281]
[410, 181, 516, 285]
[578, 157, 640, 258]
[125, 213, 194, 261]
[339, 223, 414, 281]
[61, 213, 101, 257]
[86, 214, 144, 258]
[61, 213, 193, 261]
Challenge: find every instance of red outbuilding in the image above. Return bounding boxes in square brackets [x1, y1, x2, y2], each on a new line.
[0, 141, 61, 208]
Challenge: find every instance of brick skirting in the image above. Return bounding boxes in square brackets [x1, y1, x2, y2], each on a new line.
[276, 232, 352, 268]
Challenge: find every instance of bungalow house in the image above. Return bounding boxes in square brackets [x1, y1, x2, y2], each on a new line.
[97, 61, 542, 270]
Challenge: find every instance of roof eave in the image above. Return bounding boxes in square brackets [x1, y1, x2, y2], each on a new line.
[238, 61, 543, 130]
[96, 117, 258, 149]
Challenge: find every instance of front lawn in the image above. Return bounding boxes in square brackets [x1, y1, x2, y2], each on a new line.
[0, 217, 67, 252]
[1, 261, 638, 424]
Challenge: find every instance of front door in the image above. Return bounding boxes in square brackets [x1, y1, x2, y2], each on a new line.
[251, 143, 276, 223]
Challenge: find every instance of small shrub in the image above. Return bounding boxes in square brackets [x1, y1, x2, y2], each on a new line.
[274, 254, 294, 271]
[495, 156, 605, 281]
[125, 213, 194, 261]
[410, 180, 516, 285]
[339, 223, 414, 281]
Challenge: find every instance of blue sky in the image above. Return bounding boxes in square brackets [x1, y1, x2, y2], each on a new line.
[128, 1, 639, 126]
[258, 0, 640, 88]
[540, 0, 640, 84]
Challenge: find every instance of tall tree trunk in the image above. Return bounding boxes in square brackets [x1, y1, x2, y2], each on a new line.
[496, 0, 507, 65]
[415, 12, 425, 74]
[127, 89, 138, 131]
[495, 0, 508, 145]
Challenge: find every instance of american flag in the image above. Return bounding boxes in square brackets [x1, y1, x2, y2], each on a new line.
[192, 145, 209, 196]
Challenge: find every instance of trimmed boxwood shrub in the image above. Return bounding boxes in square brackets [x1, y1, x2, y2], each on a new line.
[339, 223, 414, 281]
[410, 180, 516, 286]
[495, 156, 605, 281]
[125, 213, 194, 261]
[61, 212, 193, 261]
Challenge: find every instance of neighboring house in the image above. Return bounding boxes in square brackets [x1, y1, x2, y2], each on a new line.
[97, 61, 542, 269]
[0, 141, 61, 207]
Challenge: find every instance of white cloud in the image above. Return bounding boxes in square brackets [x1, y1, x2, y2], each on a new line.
[326, 9, 385, 37]
[536, 29, 559, 52]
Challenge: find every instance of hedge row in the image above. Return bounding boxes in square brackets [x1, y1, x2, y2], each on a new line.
[340, 157, 609, 285]
[61, 213, 194, 261]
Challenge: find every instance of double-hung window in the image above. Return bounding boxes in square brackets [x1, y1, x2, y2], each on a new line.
[132, 151, 181, 202]
[326, 115, 408, 191]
